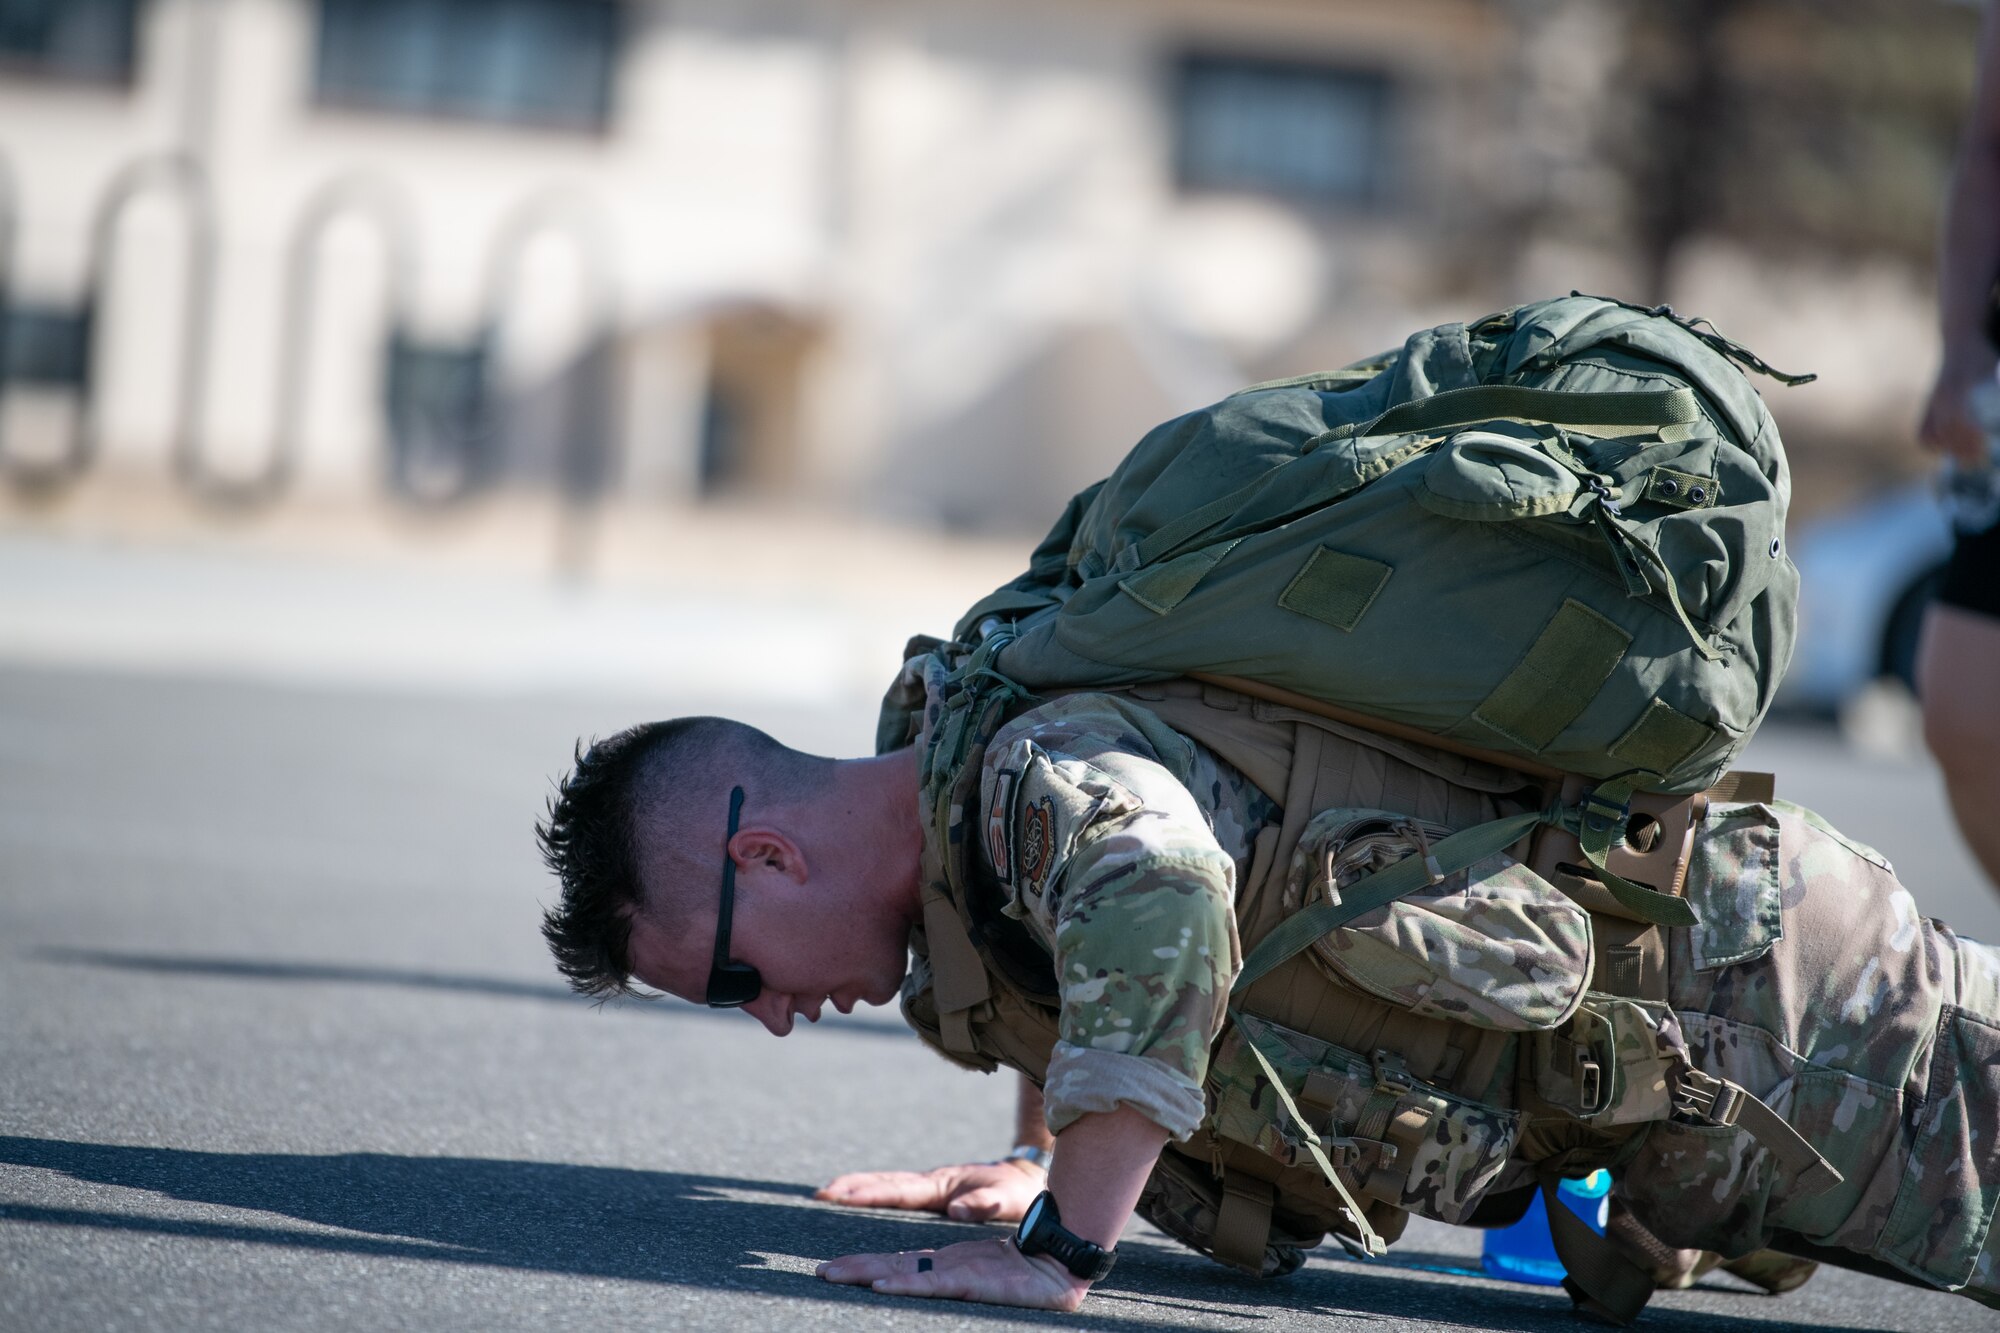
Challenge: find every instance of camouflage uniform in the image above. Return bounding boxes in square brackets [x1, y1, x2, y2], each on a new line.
[888, 656, 2000, 1306]
[973, 692, 1277, 1139]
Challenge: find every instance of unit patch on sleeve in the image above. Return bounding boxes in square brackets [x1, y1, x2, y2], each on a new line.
[1018, 795, 1059, 901]
[983, 736, 1140, 920]
[984, 765, 1018, 883]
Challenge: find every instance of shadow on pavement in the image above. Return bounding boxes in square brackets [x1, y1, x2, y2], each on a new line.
[1, 1136, 1855, 1333]
[31, 948, 911, 1038]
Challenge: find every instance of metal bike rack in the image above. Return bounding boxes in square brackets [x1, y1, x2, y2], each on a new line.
[466, 188, 619, 515]
[0, 153, 217, 498]
[263, 172, 420, 507]
[0, 151, 18, 483]
[91, 154, 219, 500]
[4, 153, 218, 498]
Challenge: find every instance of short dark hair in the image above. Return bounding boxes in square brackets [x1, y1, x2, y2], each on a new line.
[535, 717, 831, 999]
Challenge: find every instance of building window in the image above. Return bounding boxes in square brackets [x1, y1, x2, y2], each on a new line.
[1174, 53, 1391, 205]
[0, 0, 138, 84]
[1, 305, 92, 388]
[314, 0, 618, 133]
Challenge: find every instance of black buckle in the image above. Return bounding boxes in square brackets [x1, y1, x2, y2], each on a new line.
[1674, 1069, 1743, 1127]
[1371, 1050, 1412, 1097]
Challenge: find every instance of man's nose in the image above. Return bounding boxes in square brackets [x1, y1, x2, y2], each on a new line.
[745, 992, 795, 1037]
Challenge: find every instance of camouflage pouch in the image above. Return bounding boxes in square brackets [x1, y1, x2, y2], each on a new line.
[1533, 995, 1683, 1127]
[1284, 808, 1593, 1031]
[1208, 1012, 1521, 1225]
[1136, 1147, 1320, 1278]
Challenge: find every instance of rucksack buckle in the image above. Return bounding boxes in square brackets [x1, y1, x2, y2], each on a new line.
[1674, 1068, 1743, 1128]
[1371, 1049, 1412, 1096]
[1312, 1137, 1369, 1171]
[1577, 1058, 1604, 1115]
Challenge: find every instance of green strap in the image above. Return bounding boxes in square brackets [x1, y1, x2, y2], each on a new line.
[1130, 476, 1276, 570]
[1574, 777, 1701, 927]
[1233, 808, 1549, 995]
[1594, 516, 1724, 662]
[1131, 388, 1693, 572]
[1326, 384, 1701, 444]
[1233, 1013, 1387, 1258]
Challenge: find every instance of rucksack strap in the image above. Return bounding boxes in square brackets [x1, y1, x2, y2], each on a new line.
[1128, 386, 1702, 571]
[1231, 1011, 1389, 1259]
[1325, 383, 1702, 444]
[1541, 1168, 1657, 1324]
[1673, 1069, 1843, 1197]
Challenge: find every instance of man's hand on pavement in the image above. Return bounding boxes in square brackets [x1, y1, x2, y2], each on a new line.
[816, 1237, 1089, 1311]
[815, 1159, 1044, 1223]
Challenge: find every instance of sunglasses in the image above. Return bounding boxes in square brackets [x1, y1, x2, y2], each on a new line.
[705, 786, 763, 1008]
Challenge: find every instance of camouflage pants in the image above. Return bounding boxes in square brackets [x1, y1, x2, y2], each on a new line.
[1619, 799, 2000, 1302]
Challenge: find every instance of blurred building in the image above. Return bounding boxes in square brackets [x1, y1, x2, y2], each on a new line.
[0, 0, 1980, 531]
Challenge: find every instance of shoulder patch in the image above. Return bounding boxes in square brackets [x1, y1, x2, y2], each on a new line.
[984, 737, 1140, 917]
[1018, 793, 1060, 901]
[985, 766, 1018, 882]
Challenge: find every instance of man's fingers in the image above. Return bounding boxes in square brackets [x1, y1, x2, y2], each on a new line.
[815, 1171, 948, 1212]
[870, 1269, 970, 1300]
[818, 1249, 949, 1290]
[945, 1187, 1006, 1222]
[815, 1251, 907, 1285]
[823, 1239, 1080, 1311]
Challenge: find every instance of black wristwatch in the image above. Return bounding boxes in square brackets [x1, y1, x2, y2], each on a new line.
[1013, 1190, 1117, 1282]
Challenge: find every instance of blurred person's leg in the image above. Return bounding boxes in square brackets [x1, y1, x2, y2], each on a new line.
[1918, 523, 2000, 890]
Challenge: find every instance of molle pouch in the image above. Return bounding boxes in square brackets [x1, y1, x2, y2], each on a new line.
[1136, 1147, 1324, 1278]
[1532, 995, 1683, 1127]
[1208, 1013, 1521, 1225]
[1284, 809, 1593, 1031]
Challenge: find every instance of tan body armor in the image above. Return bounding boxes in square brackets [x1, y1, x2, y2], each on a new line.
[900, 673, 1826, 1319]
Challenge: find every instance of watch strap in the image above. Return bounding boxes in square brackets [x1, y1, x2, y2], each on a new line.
[1015, 1190, 1117, 1282]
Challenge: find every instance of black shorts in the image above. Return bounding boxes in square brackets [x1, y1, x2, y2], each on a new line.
[1938, 517, 2000, 620]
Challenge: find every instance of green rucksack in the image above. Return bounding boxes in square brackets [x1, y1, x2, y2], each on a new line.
[955, 293, 1811, 799]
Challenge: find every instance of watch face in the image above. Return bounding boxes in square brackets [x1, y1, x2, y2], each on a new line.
[1017, 1192, 1048, 1245]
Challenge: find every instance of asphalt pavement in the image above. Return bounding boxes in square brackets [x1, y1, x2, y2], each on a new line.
[3, 529, 1998, 1332]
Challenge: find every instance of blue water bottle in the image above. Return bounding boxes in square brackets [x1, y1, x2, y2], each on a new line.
[1480, 1170, 1612, 1285]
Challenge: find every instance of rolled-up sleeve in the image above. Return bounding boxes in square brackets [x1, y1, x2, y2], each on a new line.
[978, 700, 1243, 1141]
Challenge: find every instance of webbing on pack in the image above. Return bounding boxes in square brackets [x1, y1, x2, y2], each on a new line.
[1231, 1013, 1388, 1259]
[1128, 386, 1700, 572]
[1324, 384, 1701, 445]
[1221, 776, 1701, 1264]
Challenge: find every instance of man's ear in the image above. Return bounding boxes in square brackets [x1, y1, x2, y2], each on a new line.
[729, 828, 807, 883]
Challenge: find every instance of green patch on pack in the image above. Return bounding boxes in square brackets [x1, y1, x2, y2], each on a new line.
[1119, 539, 1240, 616]
[1611, 699, 1717, 778]
[1277, 548, 1392, 633]
[1472, 599, 1630, 752]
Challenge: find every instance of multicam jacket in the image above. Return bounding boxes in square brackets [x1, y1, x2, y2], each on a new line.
[972, 690, 1276, 1139]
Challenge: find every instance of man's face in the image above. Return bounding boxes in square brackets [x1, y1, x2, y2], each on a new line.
[624, 850, 909, 1037]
